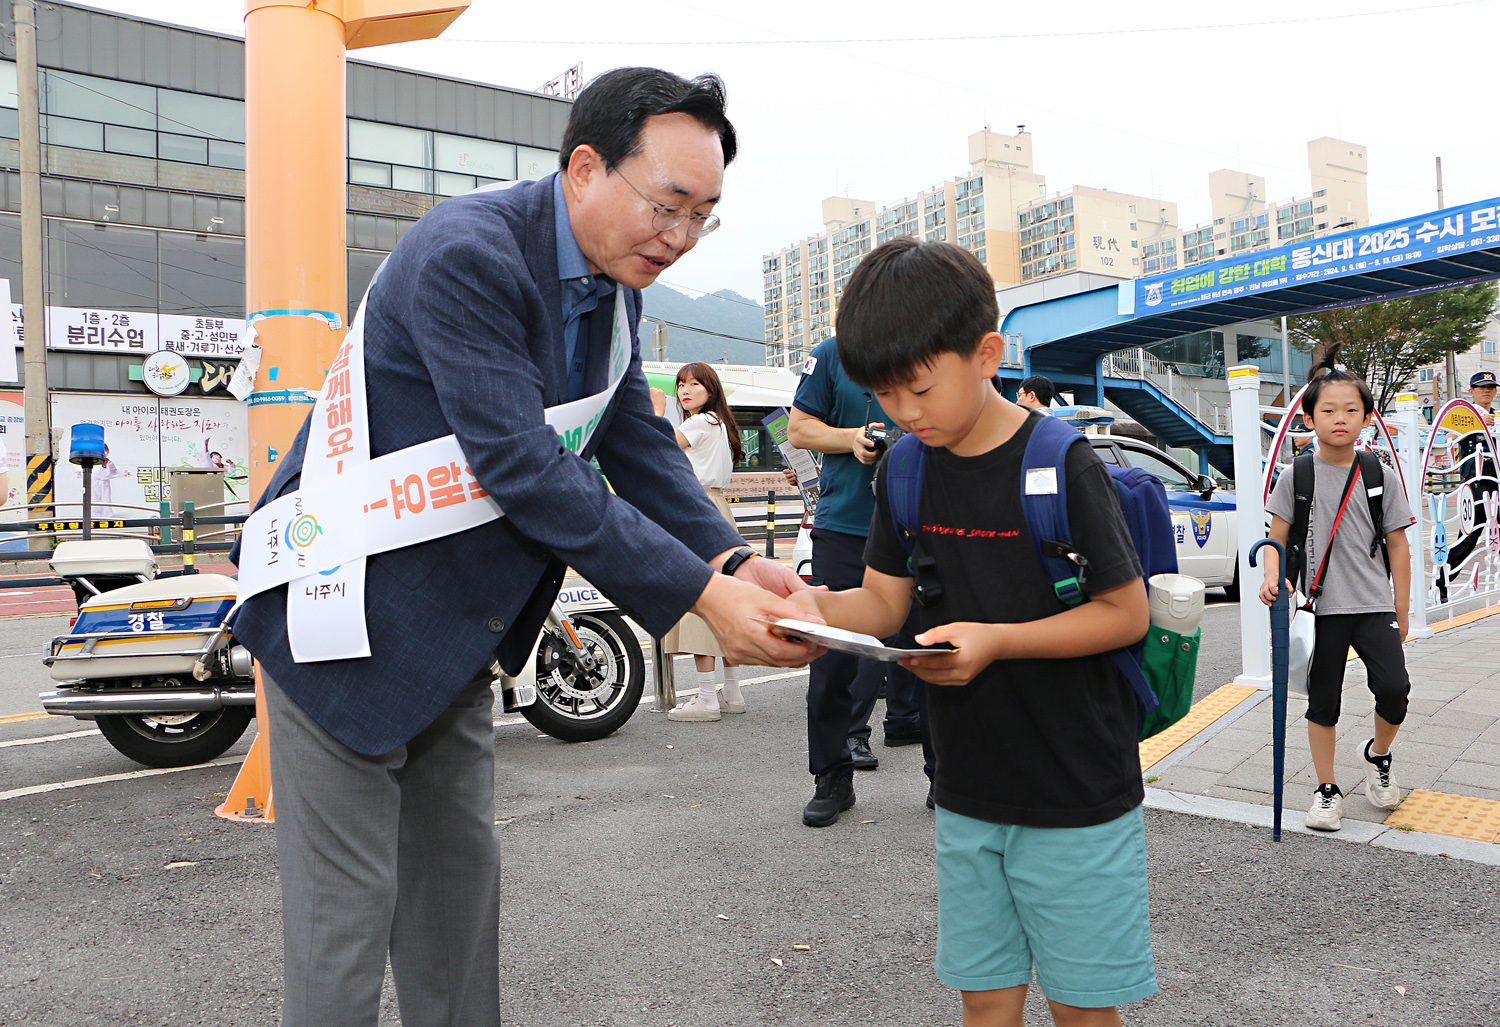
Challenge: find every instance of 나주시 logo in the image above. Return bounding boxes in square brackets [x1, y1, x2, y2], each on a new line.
[285, 513, 323, 550]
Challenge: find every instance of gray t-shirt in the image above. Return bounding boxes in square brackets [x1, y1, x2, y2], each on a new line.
[1266, 453, 1414, 614]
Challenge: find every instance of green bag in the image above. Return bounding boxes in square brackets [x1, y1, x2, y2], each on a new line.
[1137, 626, 1200, 740]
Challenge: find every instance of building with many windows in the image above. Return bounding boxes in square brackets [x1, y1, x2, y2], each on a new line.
[0, 2, 567, 514]
[762, 130, 1370, 371]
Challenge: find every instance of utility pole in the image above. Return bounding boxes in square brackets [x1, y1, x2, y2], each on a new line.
[1437, 156, 1458, 401]
[651, 319, 667, 361]
[13, 0, 50, 540]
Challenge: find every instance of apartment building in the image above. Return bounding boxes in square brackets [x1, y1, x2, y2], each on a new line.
[764, 131, 1371, 370]
[763, 128, 1043, 368]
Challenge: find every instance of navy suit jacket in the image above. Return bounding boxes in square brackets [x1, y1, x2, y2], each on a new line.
[233, 175, 745, 754]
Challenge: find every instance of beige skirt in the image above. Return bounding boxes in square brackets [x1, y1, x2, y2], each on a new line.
[661, 487, 737, 657]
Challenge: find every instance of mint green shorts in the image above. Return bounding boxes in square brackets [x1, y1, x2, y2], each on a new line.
[934, 805, 1157, 1008]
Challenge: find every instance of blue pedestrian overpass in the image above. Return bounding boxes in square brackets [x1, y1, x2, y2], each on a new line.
[995, 196, 1500, 475]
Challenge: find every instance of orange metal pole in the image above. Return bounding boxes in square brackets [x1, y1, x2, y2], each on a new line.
[243, 0, 349, 501]
[219, 0, 469, 824]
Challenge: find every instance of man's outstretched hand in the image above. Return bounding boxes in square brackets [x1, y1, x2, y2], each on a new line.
[692, 563, 825, 668]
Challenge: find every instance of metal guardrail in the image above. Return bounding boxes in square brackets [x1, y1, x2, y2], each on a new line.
[725, 490, 806, 556]
[1103, 347, 1231, 433]
[0, 500, 249, 584]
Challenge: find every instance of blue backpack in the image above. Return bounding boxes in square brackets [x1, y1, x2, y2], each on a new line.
[886, 414, 1185, 738]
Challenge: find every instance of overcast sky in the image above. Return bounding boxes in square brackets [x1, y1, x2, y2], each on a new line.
[75, 0, 1500, 306]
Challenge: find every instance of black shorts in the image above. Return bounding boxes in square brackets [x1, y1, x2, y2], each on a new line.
[1305, 612, 1411, 728]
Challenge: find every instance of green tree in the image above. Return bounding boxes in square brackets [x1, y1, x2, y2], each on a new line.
[1289, 281, 1498, 411]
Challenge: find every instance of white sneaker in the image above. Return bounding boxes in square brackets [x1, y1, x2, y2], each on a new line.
[1362, 739, 1402, 810]
[1306, 784, 1343, 831]
[667, 695, 721, 722]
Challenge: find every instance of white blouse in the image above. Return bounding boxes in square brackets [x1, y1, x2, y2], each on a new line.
[679, 412, 733, 489]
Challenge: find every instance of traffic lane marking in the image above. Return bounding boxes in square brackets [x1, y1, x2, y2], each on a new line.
[0, 727, 97, 748]
[492, 669, 807, 728]
[0, 710, 52, 724]
[0, 754, 244, 802]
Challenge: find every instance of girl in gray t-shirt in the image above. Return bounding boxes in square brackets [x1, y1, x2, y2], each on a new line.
[1260, 349, 1414, 833]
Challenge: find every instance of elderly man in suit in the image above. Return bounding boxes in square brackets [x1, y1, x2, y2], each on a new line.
[233, 68, 820, 1027]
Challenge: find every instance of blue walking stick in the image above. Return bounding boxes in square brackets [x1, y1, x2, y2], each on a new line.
[1249, 538, 1289, 842]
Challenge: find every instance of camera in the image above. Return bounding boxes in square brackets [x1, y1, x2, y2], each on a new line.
[864, 422, 906, 453]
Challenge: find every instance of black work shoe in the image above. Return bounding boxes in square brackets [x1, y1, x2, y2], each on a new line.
[803, 770, 856, 827]
[848, 736, 879, 770]
[925, 782, 935, 811]
[883, 729, 922, 747]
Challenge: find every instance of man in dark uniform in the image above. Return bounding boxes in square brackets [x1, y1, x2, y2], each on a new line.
[790, 336, 932, 826]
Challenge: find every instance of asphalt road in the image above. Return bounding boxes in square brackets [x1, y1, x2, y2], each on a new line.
[3, 592, 1498, 1026]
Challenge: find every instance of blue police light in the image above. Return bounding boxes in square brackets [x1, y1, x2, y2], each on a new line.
[69, 423, 106, 466]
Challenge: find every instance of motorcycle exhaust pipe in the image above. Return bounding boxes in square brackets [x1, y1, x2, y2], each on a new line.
[40, 687, 257, 716]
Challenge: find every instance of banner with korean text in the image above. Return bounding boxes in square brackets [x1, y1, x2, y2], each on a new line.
[1136, 196, 1500, 315]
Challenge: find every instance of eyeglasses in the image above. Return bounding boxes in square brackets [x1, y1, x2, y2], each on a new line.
[613, 166, 721, 239]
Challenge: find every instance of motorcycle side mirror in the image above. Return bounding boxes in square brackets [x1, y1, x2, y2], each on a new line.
[1197, 474, 1216, 500]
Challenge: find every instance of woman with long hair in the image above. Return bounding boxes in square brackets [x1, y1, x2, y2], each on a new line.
[651, 362, 749, 721]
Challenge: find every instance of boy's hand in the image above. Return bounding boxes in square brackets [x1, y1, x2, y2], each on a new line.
[898, 622, 1002, 687]
[1396, 608, 1409, 641]
[1258, 576, 1289, 607]
[787, 589, 824, 618]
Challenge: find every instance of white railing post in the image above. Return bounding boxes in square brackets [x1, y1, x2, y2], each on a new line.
[1394, 393, 1432, 638]
[1228, 364, 1272, 690]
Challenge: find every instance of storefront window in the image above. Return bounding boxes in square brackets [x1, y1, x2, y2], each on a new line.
[46, 221, 158, 311]
[158, 231, 245, 318]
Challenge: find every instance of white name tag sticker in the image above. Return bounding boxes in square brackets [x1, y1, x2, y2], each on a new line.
[1367, 486, 1383, 496]
[1025, 467, 1058, 495]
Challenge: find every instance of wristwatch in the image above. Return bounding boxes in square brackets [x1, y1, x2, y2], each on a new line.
[720, 546, 758, 577]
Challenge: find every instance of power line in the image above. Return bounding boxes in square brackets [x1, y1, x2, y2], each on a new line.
[641, 316, 765, 346]
[645, 0, 1460, 198]
[439, 0, 1491, 46]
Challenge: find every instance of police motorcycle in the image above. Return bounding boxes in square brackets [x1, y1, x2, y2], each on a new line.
[500, 578, 646, 743]
[40, 537, 258, 768]
[39, 538, 646, 766]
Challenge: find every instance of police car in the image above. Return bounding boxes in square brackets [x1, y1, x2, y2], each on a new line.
[1085, 436, 1239, 600]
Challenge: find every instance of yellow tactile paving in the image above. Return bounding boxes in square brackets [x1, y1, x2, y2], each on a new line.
[1139, 683, 1259, 771]
[1383, 789, 1500, 843]
[1427, 605, 1499, 634]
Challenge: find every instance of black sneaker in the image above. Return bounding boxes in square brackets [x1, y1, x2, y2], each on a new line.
[803, 770, 856, 827]
[848, 736, 879, 770]
[883, 729, 922, 747]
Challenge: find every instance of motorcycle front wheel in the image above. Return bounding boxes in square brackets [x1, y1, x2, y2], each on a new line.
[520, 611, 645, 743]
[96, 706, 254, 768]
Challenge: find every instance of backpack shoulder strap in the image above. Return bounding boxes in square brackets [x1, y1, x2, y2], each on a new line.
[1285, 452, 1316, 593]
[886, 432, 927, 558]
[1020, 414, 1091, 607]
[1356, 449, 1390, 572]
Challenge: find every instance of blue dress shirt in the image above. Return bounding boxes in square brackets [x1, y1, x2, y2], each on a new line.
[553, 174, 617, 401]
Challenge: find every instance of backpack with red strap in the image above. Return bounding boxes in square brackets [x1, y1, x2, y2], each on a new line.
[1283, 449, 1389, 603]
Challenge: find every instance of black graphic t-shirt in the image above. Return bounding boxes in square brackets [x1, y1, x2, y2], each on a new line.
[865, 413, 1145, 828]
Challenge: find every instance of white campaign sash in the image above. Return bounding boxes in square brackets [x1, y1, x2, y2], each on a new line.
[237, 286, 632, 662]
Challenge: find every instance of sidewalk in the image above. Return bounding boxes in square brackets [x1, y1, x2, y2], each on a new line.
[1140, 609, 1500, 864]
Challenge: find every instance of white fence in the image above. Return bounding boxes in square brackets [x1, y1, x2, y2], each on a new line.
[1230, 367, 1500, 687]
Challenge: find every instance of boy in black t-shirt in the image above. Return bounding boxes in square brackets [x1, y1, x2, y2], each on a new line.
[787, 238, 1157, 1026]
